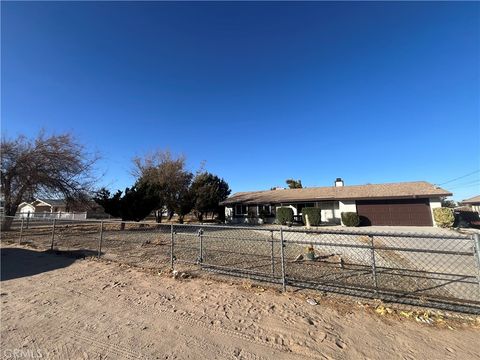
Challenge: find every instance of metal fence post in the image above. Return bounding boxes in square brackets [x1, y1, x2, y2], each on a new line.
[473, 234, 480, 290]
[19, 218, 24, 244]
[50, 218, 56, 250]
[270, 230, 275, 276]
[198, 228, 204, 265]
[370, 235, 378, 293]
[170, 224, 174, 270]
[98, 221, 104, 258]
[280, 227, 287, 291]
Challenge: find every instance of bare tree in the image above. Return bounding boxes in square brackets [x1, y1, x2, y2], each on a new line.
[1, 132, 98, 229]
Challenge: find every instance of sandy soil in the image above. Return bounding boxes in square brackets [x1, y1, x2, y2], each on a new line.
[1, 245, 479, 360]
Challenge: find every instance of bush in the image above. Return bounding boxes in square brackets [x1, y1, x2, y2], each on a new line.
[276, 207, 294, 225]
[302, 208, 322, 226]
[341, 212, 360, 227]
[433, 207, 455, 228]
[454, 209, 480, 228]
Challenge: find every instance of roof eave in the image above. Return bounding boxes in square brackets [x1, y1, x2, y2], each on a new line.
[221, 193, 451, 205]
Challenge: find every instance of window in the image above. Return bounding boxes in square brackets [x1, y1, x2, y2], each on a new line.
[258, 205, 271, 215]
[296, 203, 315, 214]
[235, 204, 247, 215]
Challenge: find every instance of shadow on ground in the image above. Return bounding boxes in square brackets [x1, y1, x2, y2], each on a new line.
[1, 247, 97, 281]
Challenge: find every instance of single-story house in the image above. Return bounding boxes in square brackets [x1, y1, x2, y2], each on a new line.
[460, 195, 480, 213]
[16, 198, 104, 219]
[17, 199, 68, 216]
[220, 179, 452, 227]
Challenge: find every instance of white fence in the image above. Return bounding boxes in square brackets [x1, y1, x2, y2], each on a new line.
[16, 212, 87, 220]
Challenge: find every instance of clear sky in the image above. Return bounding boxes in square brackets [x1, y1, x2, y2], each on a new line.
[2, 2, 479, 200]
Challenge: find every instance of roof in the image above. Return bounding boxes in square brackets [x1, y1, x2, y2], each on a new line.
[461, 195, 480, 205]
[220, 181, 452, 205]
[35, 198, 67, 207]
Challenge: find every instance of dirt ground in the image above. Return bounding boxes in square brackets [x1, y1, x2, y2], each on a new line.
[1, 245, 479, 360]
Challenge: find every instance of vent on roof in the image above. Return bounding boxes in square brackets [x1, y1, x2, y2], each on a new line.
[334, 178, 344, 187]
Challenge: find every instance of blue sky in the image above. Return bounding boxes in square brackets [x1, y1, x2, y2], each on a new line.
[2, 2, 479, 200]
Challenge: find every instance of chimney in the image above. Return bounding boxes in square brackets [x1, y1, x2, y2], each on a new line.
[334, 178, 344, 187]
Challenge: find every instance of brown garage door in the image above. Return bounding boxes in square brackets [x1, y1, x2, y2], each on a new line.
[356, 199, 433, 226]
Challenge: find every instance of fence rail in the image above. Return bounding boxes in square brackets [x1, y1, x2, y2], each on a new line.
[1, 216, 479, 314]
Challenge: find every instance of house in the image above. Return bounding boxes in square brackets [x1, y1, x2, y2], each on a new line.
[17, 199, 68, 215]
[220, 179, 452, 227]
[460, 195, 480, 213]
[16, 198, 87, 220]
[16, 198, 107, 219]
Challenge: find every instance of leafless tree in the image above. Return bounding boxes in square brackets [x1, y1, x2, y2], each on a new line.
[1, 132, 99, 229]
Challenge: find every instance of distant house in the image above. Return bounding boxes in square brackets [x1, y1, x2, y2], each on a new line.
[18, 199, 67, 214]
[460, 195, 480, 213]
[16, 199, 86, 220]
[220, 179, 452, 227]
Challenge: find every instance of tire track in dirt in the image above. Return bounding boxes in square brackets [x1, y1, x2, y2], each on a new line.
[2, 256, 330, 360]
[57, 286, 299, 359]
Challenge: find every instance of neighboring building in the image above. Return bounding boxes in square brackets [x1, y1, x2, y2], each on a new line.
[18, 199, 67, 214]
[220, 179, 452, 227]
[460, 195, 480, 213]
[16, 199, 86, 220]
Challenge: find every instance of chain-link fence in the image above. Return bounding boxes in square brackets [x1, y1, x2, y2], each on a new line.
[1, 216, 479, 314]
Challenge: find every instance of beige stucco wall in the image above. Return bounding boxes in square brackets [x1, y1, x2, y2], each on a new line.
[428, 197, 442, 227]
[339, 200, 357, 225]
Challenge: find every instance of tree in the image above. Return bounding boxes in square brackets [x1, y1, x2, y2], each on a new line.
[1, 132, 98, 230]
[173, 188, 194, 224]
[93, 188, 122, 218]
[133, 150, 192, 222]
[191, 172, 231, 221]
[94, 183, 158, 229]
[119, 184, 159, 222]
[286, 179, 303, 189]
[441, 197, 457, 208]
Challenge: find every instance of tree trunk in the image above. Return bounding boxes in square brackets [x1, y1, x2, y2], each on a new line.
[120, 221, 126, 230]
[155, 210, 162, 223]
[1, 217, 14, 231]
[167, 209, 174, 221]
[1, 205, 18, 231]
[178, 215, 184, 224]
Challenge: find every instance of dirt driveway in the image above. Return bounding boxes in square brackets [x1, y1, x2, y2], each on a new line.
[1, 245, 479, 360]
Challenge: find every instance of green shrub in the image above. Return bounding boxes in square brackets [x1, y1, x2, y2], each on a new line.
[433, 207, 455, 228]
[302, 208, 322, 226]
[276, 207, 294, 225]
[341, 212, 360, 227]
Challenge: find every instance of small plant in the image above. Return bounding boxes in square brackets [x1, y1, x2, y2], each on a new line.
[341, 212, 360, 227]
[276, 207, 294, 225]
[305, 245, 316, 261]
[433, 207, 455, 228]
[302, 208, 322, 226]
[258, 209, 269, 223]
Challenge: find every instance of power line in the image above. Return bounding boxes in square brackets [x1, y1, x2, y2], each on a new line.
[448, 180, 480, 190]
[438, 170, 480, 186]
